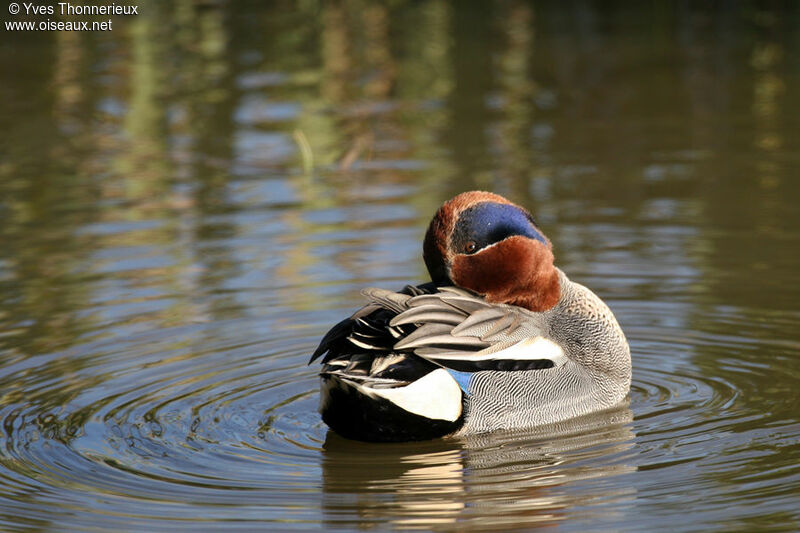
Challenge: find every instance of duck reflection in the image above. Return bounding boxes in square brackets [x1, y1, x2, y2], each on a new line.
[320, 402, 635, 529]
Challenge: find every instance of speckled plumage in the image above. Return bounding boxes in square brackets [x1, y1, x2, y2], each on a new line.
[310, 191, 631, 442]
[455, 269, 630, 434]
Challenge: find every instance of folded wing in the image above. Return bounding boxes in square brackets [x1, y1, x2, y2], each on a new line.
[311, 285, 565, 374]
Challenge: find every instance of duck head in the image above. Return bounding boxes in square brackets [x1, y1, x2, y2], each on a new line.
[423, 191, 560, 312]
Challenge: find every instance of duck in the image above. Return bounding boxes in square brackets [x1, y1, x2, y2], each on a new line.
[310, 191, 631, 442]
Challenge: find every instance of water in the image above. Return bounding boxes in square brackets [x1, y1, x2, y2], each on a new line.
[2, 2, 800, 530]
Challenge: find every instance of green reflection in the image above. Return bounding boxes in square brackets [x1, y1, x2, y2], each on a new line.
[0, 1, 799, 530]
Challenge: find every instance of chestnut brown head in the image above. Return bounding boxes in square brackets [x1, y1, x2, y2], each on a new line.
[423, 191, 560, 312]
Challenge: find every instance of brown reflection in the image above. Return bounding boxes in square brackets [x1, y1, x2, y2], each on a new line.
[119, 4, 172, 196]
[442, 2, 494, 188]
[274, 0, 422, 303]
[53, 31, 85, 132]
[320, 404, 635, 529]
[0, 0, 247, 357]
[316, 0, 395, 169]
[751, 20, 784, 176]
[491, 0, 535, 197]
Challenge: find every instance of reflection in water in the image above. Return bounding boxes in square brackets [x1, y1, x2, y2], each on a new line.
[1, 1, 800, 530]
[321, 405, 635, 529]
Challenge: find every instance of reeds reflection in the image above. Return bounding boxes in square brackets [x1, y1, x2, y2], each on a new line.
[1, 1, 800, 530]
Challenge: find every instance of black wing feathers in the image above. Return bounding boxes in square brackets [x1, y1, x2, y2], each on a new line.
[309, 284, 438, 364]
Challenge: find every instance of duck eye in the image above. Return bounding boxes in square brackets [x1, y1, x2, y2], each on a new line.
[464, 241, 477, 254]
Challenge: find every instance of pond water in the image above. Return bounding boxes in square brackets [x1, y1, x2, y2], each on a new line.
[2, 2, 800, 530]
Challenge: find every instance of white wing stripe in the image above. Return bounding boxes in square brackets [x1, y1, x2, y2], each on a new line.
[428, 337, 565, 365]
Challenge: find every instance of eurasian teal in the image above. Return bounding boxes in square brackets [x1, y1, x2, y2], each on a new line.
[310, 191, 631, 442]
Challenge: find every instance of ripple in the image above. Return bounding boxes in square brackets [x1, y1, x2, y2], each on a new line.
[2, 290, 799, 530]
[618, 301, 800, 523]
[0, 320, 327, 525]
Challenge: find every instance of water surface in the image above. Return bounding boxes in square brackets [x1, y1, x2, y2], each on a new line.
[1, 2, 800, 530]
